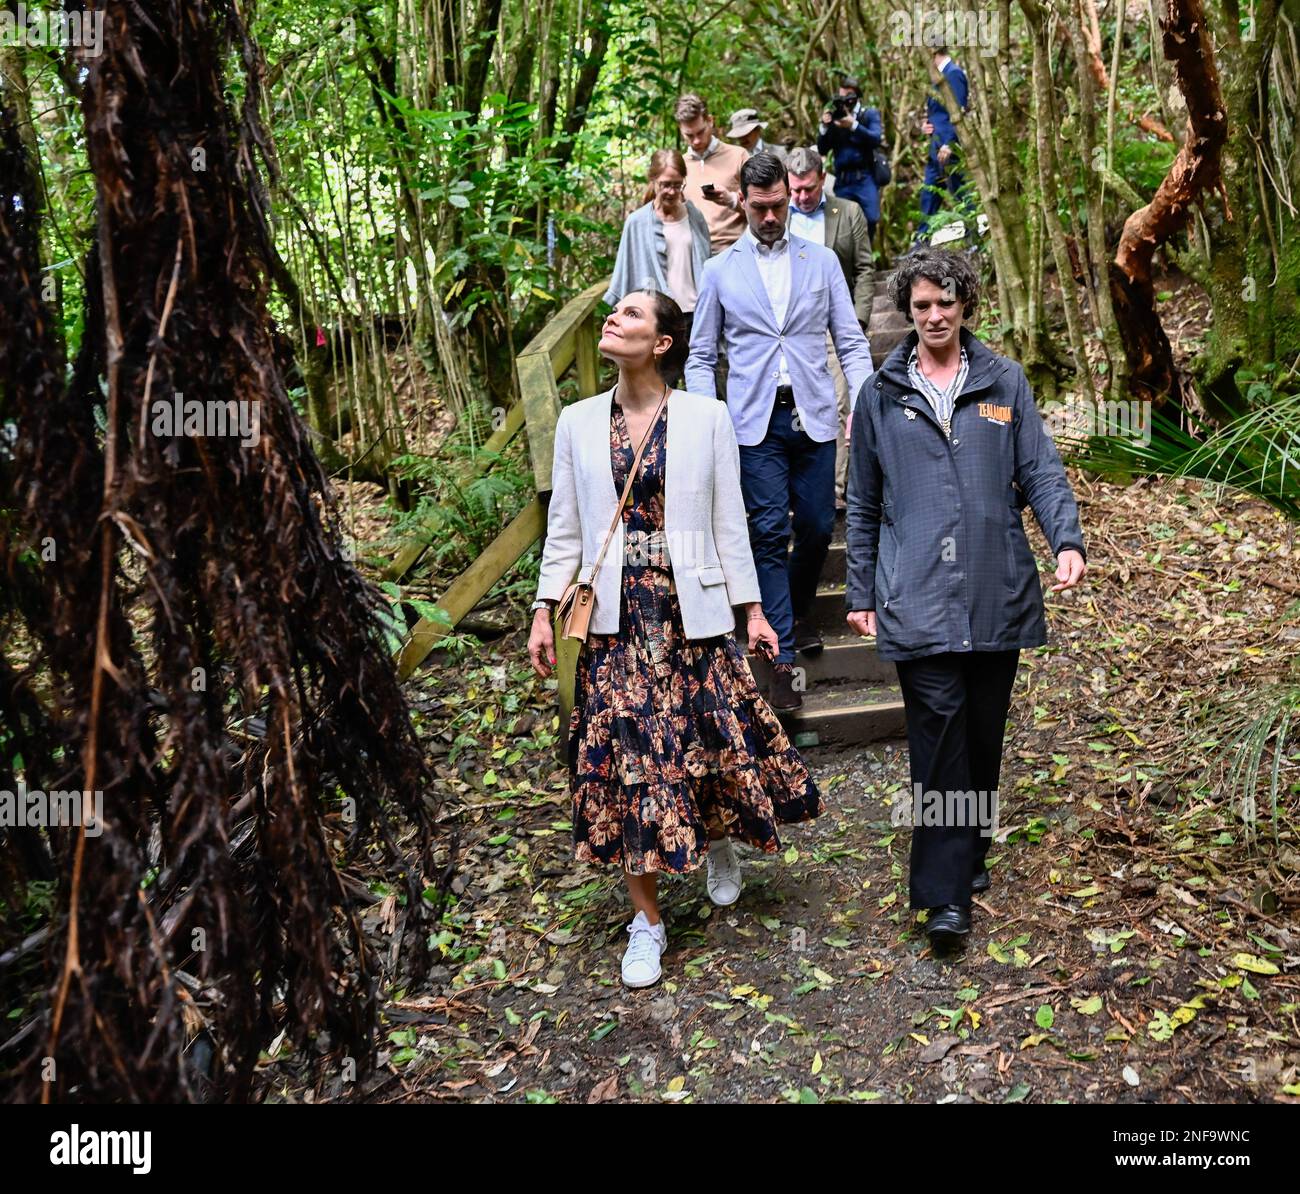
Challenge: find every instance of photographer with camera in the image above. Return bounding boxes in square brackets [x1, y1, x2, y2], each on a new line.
[815, 75, 884, 244]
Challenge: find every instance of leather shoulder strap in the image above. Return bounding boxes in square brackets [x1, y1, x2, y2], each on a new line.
[587, 387, 669, 584]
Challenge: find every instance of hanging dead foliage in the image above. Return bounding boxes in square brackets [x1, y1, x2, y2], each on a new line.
[0, 0, 444, 1102]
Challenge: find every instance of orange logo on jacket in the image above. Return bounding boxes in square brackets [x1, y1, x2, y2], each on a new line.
[979, 402, 1012, 424]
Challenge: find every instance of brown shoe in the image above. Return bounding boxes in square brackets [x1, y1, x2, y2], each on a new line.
[768, 662, 803, 711]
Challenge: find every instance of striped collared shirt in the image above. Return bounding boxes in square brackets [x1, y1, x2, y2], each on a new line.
[907, 346, 969, 437]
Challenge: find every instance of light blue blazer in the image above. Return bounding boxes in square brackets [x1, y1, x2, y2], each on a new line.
[684, 232, 874, 446]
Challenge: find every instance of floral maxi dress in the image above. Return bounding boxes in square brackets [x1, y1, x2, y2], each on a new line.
[570, 395, 821, 875]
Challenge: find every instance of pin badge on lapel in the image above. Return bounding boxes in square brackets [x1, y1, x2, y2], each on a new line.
[904, 409, 917, 420]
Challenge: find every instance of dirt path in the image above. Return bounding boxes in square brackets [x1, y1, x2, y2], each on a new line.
[335, 475, 1299, 1105]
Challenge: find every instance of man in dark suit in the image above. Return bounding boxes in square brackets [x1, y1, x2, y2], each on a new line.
[917, 46, 969, 241]
[787, 146, 873, 536]
[816, 75, 884, 244]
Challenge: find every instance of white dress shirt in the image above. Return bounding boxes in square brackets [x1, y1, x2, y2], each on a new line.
[788, 196, 827, 246]
[745, 227, 792, 386]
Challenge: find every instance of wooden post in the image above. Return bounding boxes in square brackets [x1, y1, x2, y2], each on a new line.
[517, 352, 562, 493]
[575, 310, 599, 398]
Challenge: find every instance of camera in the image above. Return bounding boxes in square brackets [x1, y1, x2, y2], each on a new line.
[830, 94, 855, 121]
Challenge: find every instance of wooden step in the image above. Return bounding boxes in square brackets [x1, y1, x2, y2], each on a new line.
[870, 329, 908, 369]
[773, 536, 845, 584]
[820, 540, 845, 585]
[747, 632, 895, 686]
[730, 382, 909, 750]
[770, 681, 907, 749]
[809, 583, 854, 633]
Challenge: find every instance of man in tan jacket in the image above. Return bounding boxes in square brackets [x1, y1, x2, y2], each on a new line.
[676, 93, 749, 254]
[786, 146, 874, 517]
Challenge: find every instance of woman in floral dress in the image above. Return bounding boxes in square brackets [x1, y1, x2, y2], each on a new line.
[529, 290, 821, 988]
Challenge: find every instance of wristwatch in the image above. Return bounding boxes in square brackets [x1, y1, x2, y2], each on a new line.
[531, 599, 554, 613]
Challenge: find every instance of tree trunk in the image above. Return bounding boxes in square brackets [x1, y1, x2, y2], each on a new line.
[1023, 0, 1097, 402]
[957, 3, 1059, 389]
[1109, 0, 1228, 410]
[1198, 0, 1296, 418]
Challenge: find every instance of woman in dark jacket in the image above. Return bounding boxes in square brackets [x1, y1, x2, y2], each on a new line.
[844, 248, 1086, 946]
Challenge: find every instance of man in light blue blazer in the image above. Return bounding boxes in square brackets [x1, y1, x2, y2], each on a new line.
[685, 152, 873, 708]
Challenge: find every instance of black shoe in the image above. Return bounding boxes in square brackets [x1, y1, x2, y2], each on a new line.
[768, 662, 803, 711]
[971, 866, 991, 894]
[926, 904, 971, 944]
[792, 617, 824, 656]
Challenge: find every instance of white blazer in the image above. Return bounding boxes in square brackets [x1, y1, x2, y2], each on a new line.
[535, 387, 762, 638]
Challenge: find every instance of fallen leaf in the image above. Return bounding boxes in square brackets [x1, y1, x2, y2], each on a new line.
[1231, 953, 1280, 976]
[919, 1034, 961, 1063]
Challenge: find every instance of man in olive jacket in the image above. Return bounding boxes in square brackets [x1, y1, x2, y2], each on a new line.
[845, 249, 1086, 945]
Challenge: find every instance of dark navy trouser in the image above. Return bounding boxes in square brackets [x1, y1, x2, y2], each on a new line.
[737, 400, 836, 665]
[916, 147, 967, 239]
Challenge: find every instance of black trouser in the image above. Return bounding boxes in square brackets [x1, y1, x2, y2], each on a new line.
[894, 650, 1020, 909]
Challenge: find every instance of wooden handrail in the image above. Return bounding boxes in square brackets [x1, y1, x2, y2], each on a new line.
[515, 278, 609, 495]
[393, 276, 611, 731]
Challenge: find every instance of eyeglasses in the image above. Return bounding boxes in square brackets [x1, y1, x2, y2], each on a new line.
[655, 181, 684, 191]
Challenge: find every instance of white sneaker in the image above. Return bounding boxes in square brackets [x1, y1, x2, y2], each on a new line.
[621, 911, 667, 988]
[706, 838, 742, 906]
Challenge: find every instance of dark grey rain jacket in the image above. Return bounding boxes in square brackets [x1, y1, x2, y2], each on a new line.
[845, 328, 1086, 661]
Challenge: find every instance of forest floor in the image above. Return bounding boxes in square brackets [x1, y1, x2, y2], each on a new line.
[290, 268, 1300, 1104]
[292, 467, 1300, 1105]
